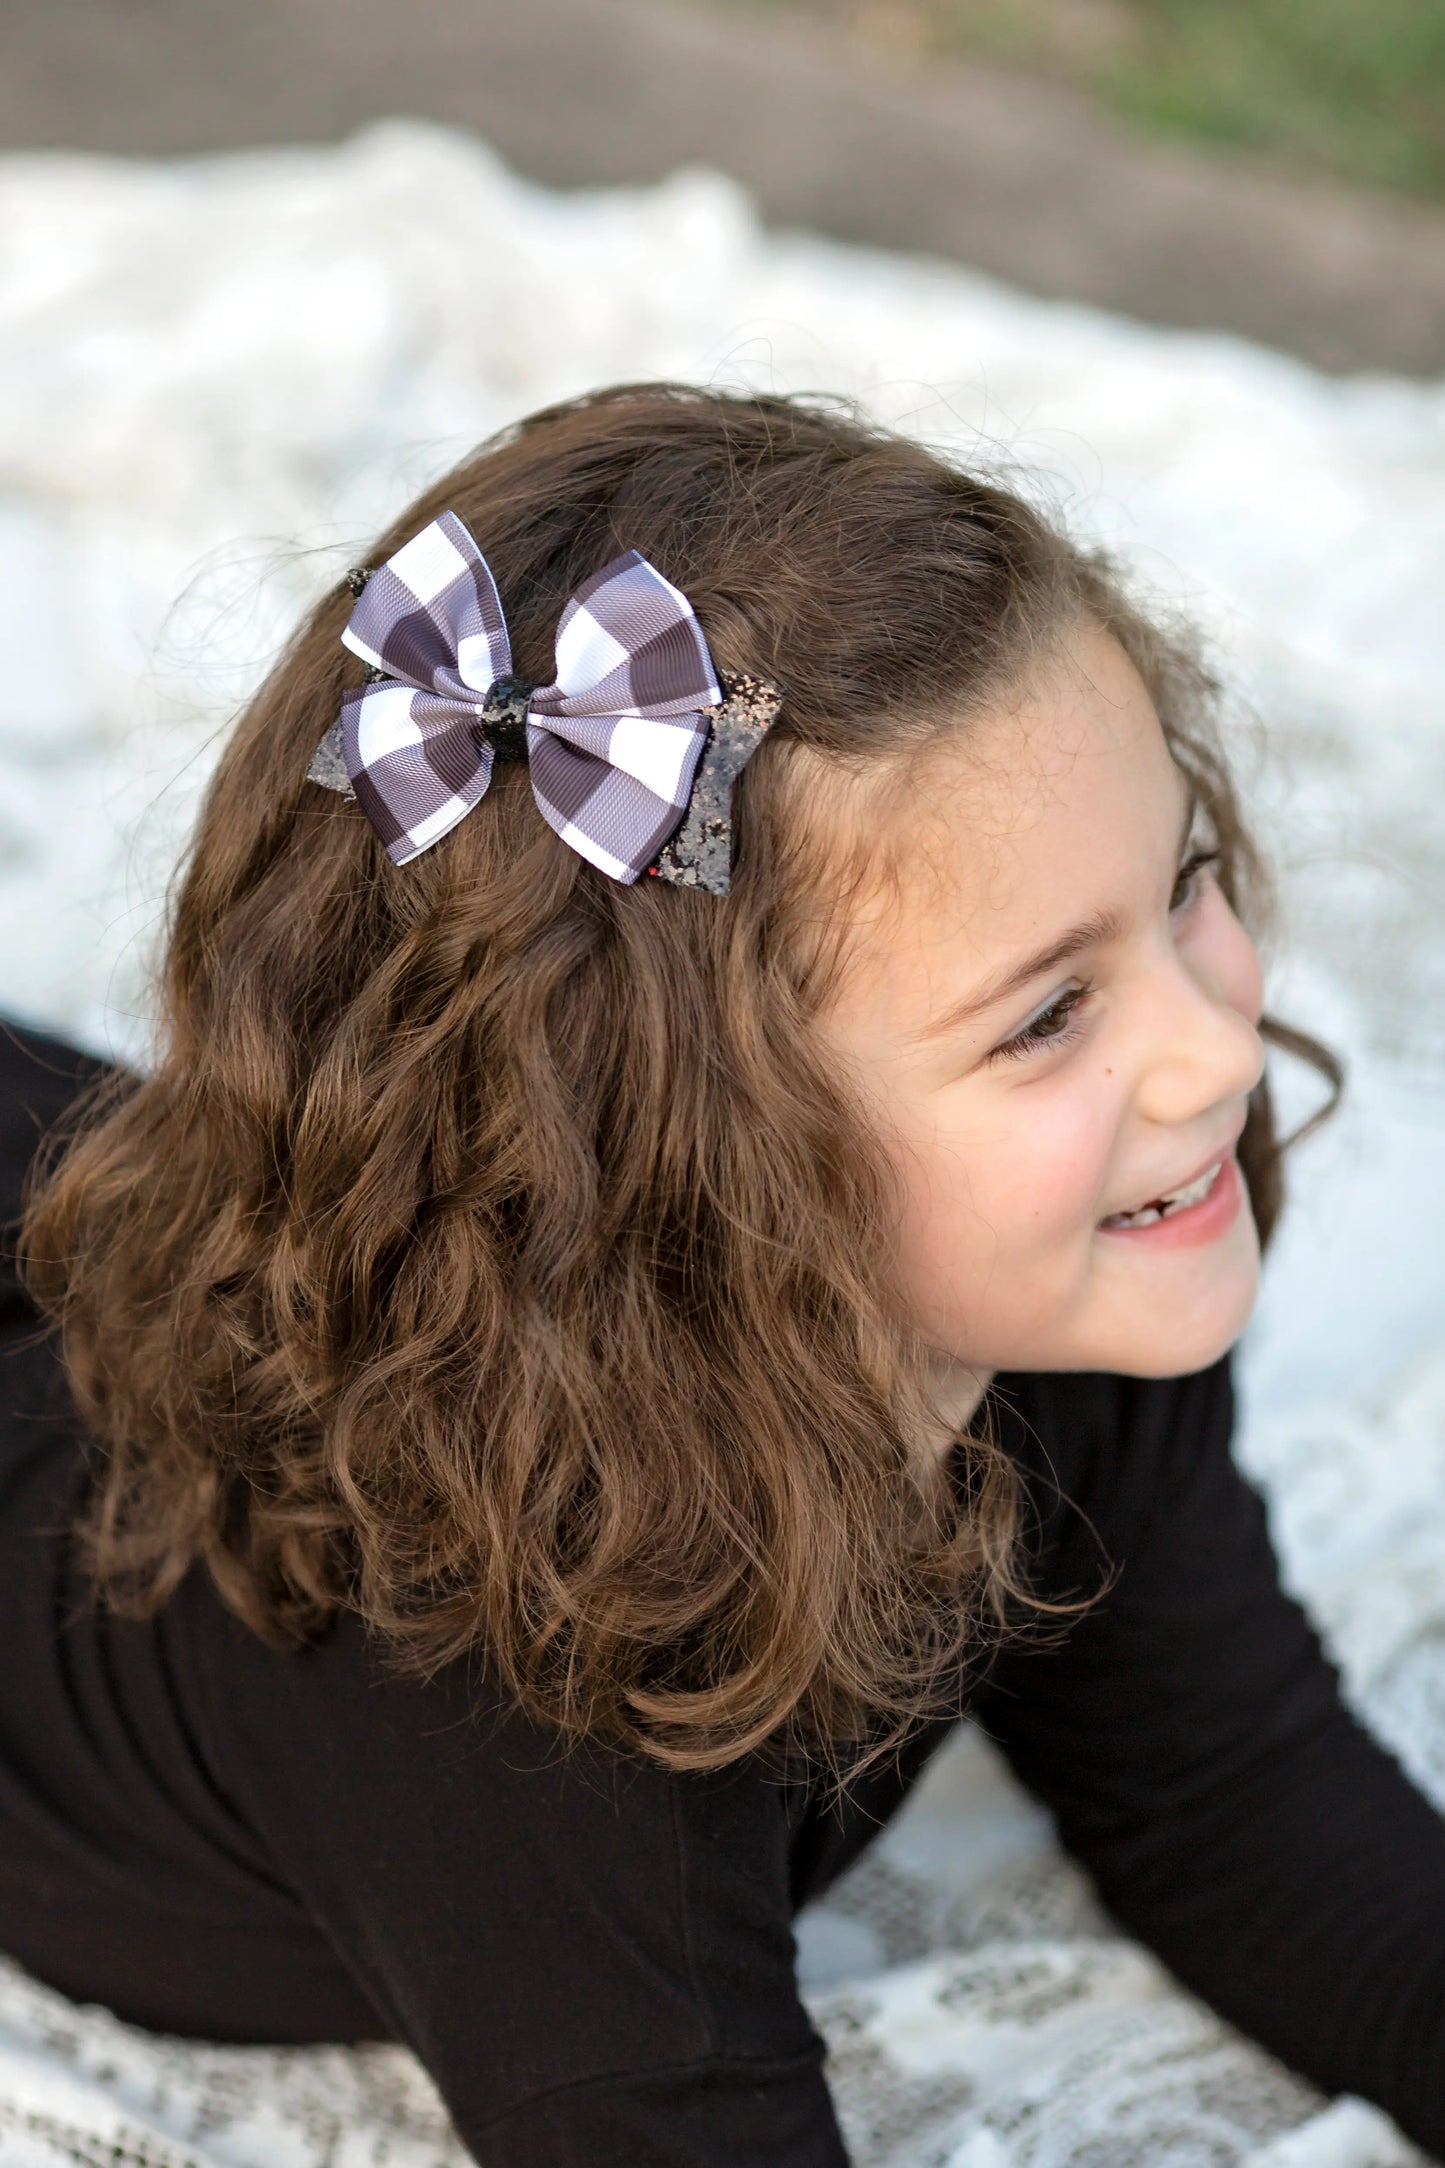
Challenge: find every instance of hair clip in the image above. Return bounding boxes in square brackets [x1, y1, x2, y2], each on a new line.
[306, 512, 781, 894]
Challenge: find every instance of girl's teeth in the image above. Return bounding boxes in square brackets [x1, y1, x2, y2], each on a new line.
[1102, 1160, 1222, 1230]
[1106, 1204, 1163, 1229]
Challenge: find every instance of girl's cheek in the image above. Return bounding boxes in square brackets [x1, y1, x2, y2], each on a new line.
[1029, 1093, 1121, 1242]
[965, 1085, 1118, 1257]
[1230, 920, 1266, 1027]
[1197, 890, 1265, 1025]
[889, 1084, 1117, 1348]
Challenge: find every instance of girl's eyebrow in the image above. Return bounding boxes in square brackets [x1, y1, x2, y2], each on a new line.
[909, 781, 1199, 1046]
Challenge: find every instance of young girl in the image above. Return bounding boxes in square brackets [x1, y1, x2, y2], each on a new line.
[2, 381, 1442, 2166]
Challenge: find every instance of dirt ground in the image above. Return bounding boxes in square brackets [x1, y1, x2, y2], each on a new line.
[6, 0, 1445, 375]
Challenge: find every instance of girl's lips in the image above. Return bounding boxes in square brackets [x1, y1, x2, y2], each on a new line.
[1096, 1150, 1245, 1250]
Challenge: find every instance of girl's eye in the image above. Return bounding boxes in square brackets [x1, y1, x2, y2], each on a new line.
[988, 981, 1094, 1065]
[987, 849, 1223, 1066]
[1171, 848, 1221, 914]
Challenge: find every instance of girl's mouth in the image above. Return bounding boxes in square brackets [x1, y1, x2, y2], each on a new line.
[1098, 1153, 1243, 1247]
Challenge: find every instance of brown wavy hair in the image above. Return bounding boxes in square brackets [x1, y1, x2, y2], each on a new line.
[21, 383, 1339, 1770]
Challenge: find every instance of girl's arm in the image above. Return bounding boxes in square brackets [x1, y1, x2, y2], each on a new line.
[971, 1356, 1445, 2155]
[175, 1579, 850, 2167]
[0, 1020, 108, 1322]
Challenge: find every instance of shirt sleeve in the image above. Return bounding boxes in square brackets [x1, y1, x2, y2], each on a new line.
[0, 1019, 110, 1319]
[969, 1355, 1445, 2156]
[179, 1592, 849, 2168]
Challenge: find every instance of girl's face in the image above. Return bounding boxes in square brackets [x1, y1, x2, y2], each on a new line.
[821, 619, 1266, 1383]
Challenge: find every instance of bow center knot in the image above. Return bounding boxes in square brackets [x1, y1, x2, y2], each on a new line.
[478, 675, 534, 762]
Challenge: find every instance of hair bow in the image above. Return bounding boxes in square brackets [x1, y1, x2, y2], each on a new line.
[305, 510, 780, 893]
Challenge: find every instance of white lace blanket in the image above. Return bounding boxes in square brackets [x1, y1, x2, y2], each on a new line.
[1, 122, 1443, 2168]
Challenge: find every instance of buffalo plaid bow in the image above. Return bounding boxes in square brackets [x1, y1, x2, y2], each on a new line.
[311, 510, 725, 882]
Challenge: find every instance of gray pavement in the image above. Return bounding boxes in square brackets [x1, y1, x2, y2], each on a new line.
[5, 0, 1445, 375]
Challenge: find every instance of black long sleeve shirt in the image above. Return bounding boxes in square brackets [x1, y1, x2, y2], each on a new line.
[1, 1019, 1442, 2164]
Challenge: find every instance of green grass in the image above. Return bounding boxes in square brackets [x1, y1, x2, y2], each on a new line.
[727, 0, 1445, 203]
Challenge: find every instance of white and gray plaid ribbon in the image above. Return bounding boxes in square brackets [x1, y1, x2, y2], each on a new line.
[311, 510, 724, 881]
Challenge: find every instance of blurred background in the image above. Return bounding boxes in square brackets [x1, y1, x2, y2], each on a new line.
[2, 9, 1445, 2162]
[7, 0, 1445, 371]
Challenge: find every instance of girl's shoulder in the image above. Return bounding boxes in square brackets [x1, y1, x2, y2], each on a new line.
[984, 1353, 1237, 1575]
[0, 1020, 114, 1318]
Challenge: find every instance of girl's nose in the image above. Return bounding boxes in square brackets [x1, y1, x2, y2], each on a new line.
[1130, 947, 1266, 1132]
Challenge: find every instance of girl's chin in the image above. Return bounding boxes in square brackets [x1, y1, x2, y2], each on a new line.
[1081, 1212, 1261, 1376]
[1108, 1261, 1260, 1376]
[905, 1205, 1261, 1379]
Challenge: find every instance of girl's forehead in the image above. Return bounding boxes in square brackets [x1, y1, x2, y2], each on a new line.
[823, 628, 1180, 1037]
